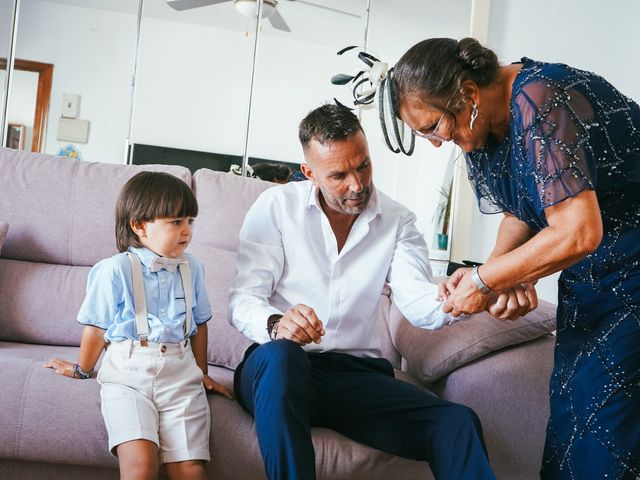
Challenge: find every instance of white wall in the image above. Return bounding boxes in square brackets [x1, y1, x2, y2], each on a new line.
[130, 15, 254, 156]
[363, 0, 472, 243]
[461, 0, 640, 302]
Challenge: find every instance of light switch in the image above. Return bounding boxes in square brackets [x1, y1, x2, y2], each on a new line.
[61, 93, 80, 118]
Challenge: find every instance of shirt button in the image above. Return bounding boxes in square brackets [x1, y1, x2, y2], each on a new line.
[160, 345, 167, 353]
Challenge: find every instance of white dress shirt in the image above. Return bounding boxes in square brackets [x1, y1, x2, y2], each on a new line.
[229, 181, 461, 357]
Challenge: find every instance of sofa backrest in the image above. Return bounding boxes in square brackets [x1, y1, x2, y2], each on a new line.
[0, 148, 191, 345]
[0, 148, 400, 368]
[189, 168, 274, 368]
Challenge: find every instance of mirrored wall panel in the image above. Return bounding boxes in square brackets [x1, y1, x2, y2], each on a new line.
[247, 0, 367, 172]
[6, 0, 139, 162]
[1, 0, 17, 147]
[128, 0, 257, 173]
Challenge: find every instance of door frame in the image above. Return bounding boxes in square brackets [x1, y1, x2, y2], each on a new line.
[1, 58, 53, 152]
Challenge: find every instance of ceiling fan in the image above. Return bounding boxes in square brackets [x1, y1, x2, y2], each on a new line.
[166, 0, 360, 33]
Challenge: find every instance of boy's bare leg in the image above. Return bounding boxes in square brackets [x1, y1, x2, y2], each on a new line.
[117, 439, 159, 480]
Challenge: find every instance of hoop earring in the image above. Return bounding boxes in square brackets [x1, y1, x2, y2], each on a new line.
[470, 103, 478, 130]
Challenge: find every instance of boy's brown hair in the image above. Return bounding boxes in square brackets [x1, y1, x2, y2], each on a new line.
[115, 171, 198, 252]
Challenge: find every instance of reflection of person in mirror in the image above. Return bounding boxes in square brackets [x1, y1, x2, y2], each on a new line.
[252, 162, 292, 184]
[43, 172, 233, 480]
[391, 37, 640, 479]
[229, 104, 505, 480]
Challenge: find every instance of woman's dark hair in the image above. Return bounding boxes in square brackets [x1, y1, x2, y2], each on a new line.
[298, 103, 364, 151]
[252, 162, 292, 183]
[115, 171, 198, 252]
[393, 37, 499, 112]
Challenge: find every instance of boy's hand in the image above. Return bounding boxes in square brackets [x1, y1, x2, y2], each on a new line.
[203, 374, 235, 400]
[42, 358, 76, 378]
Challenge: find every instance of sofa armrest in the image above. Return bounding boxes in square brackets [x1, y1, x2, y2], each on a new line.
[388, 300, 556, 384]
[430, 335, 555, 479]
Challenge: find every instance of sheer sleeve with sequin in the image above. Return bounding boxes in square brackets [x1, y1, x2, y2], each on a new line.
[514, 80, 598, 210]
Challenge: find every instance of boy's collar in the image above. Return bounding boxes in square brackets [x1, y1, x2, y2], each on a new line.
[128, 246, 157, 269]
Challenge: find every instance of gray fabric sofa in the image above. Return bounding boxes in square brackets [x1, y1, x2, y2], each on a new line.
[0, 147, 557, 479]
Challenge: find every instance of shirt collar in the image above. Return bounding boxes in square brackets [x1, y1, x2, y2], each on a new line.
[128, 246, 157, 269]
[305, 183, 383, 222]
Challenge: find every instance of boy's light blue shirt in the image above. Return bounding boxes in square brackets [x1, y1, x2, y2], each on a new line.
[77, 247, 212, 343]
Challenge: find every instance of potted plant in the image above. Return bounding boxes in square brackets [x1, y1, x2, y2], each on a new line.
[434, 180, 452, 250]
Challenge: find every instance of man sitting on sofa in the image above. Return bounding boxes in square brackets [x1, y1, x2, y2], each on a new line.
[229, 104, 514, 480]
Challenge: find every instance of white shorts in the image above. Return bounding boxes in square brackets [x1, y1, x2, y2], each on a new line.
[97, 339, 211, 463]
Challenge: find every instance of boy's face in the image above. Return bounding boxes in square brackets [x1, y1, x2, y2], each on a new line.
[131, 217, 194, 258]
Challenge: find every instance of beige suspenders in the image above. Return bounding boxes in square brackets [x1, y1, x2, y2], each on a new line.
[179, 261, 193, 336]
[127, 253, 193, 346]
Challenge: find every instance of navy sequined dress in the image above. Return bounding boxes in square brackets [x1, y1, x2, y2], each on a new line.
[466, 58, 640, 479]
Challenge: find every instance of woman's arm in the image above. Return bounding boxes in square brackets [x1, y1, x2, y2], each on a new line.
[42, 325, 106, 378]
[443, 189, 602, 316]
[488, 212, 535, 260]
[479, 189, 602, 291]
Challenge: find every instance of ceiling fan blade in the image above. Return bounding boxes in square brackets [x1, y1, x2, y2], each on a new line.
[268, 9, 291, 32]
[289, 0, 360, 18]
[166, 0, 230, 11]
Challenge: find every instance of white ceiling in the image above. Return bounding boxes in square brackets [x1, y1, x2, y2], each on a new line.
[42, 0, 368, 46]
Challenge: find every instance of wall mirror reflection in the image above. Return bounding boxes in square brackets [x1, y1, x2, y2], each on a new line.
[129, 0, 258, 173]
[6, 0, 139, 162]
[247, 0, 366, 177]
[1, 0, 471, 273]
[0, 0, 15, 132]
[1, 58, 53, 152]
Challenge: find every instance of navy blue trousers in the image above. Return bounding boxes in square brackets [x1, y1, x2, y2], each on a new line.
[234, 340, 496, 480]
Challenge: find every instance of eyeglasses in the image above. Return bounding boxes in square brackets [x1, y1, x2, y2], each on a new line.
[412, 113, 453, 142]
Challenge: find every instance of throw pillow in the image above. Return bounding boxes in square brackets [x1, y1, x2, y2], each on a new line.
[389, 299, 557, 384]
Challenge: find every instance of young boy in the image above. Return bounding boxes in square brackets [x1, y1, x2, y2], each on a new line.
[44, 171, 233, 479]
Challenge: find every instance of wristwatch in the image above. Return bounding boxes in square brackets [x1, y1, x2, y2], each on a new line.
[73, 363, 93, 379]
[266, 314, 282, 341]
[471, 266, 492, 294]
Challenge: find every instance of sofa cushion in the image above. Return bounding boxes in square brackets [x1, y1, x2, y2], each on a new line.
[1, 342, 432, 479]
[0, 148, 191, 267]
[189, 244, 253, 369]
[0, 222, 7, 255]
[0, 259, 89, 346]
[0, 342, 114, 468]
[191, 168, 274, 252]
[389, 299, 557, 384]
